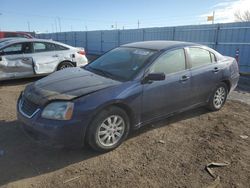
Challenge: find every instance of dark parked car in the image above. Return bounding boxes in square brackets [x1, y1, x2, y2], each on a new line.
[17, 41, 239, 152]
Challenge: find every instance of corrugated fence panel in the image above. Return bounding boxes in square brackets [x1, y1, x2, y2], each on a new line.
[75, 31, 86, 48]
[37, 22, 250, 73]
[50, 33, 58, 40]
[175, 25, 217, 48]
[38, 33, 53, 40]
[56, 32, 66, 43]
[87, 31, 102, 54]
[102, 30, 119, 52]
[119, 29, 143, 45]
[144, 27, 174, 40]
[217, 22, 250, 73]
[65, 32, 75, 46]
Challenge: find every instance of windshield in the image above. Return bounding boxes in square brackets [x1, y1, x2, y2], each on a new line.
[85, 47, 156, 81]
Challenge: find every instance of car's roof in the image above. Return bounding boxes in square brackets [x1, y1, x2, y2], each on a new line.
[4, 38, 56, 44]
[0, 38, 73, 48]
[122, 40, 198, 51]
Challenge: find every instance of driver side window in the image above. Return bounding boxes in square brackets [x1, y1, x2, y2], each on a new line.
[1, 42, 32, 55]
[150, 49, 186, 74]
[2, 44, 22, 55]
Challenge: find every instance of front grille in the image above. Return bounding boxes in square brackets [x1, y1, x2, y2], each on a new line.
[20, 96, 40, 118]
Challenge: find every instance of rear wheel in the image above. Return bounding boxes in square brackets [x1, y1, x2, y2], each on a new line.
[208, 83, 228, 111]
[57, 61, 74, 70]
[86, 106, 130, 152]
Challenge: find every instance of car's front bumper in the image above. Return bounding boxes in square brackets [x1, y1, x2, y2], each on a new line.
[17, 98, 87, 148]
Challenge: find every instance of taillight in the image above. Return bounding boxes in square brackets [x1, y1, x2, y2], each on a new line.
[78, 50, 86, 55]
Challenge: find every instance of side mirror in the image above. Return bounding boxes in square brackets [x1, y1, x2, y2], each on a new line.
[142, 73, 165, 84]
[0, 56, 2, 61]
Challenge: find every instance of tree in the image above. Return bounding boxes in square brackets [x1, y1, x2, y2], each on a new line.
[234, 10, 250, 22]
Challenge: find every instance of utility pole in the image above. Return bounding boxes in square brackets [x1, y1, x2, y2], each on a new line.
[212, 11, 215, 24]
[111, 22, 117, 30]
[55, 19, 58, 33]
[137, 20, 140, 29]
[27, 21, 30, 32]
[0, 13, 2, 31]
[58, 17, 62, 32]
[51, 24, 54, 33]
[85, 25, 88, 31]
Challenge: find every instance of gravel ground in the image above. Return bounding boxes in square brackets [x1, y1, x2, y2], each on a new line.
[228, 89, 250, 105]
[0, 78, 250, 188]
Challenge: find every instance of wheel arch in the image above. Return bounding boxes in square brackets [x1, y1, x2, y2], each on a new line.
[111, 102, 136, 126]
[86, 101, 137, 132]
[83, 101, 137, 147]
[221, 79, 231, 92]
[96, 101, 136, 126]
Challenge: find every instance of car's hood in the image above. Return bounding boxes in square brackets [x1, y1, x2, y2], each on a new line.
[23, 67, 120, 106]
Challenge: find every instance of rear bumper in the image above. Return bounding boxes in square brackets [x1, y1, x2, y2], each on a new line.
[76, 56, 88, 67]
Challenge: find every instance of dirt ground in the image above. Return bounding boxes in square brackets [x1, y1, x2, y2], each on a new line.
[0, 78, 250, 188]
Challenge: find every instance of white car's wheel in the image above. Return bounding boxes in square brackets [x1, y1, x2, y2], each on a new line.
[57, 62, 74, 70]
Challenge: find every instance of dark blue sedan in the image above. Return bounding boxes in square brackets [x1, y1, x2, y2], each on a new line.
[17, 41, 239, 152]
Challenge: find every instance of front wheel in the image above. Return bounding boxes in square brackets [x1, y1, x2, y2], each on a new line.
[208, 83, 228, 111]
[86, 106, 130, 152]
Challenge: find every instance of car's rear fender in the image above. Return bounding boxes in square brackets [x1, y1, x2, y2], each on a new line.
[219, 57, 239, 92]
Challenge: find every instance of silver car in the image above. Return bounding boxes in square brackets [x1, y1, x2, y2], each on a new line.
[0, 39, 88, 81]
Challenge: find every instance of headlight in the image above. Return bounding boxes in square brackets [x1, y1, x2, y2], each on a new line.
[41, 102, 74, 120]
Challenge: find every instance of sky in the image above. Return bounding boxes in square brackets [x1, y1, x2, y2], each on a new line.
[0, 0, 249, 33]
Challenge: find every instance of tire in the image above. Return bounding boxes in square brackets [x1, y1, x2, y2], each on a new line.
[57, 61, 74, 70]
[87, 106, 130, 152]
[207, 83, 228, 111]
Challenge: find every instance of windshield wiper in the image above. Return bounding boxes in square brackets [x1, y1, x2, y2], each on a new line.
[86, 66, 116, 79]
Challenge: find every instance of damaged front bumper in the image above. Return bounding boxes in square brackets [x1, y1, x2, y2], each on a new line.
[17, 96, 86, 148]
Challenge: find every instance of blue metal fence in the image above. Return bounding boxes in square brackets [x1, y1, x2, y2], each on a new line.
[37, 22, 250, 73]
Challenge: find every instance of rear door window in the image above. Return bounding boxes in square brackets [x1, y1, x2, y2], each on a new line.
[188, 48, 212, 68]
[33, 42, 55, 52]
[54, 44, 68, 51]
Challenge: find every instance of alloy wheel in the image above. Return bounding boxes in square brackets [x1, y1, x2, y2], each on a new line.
[97, 115, 125, 147]
[213, 87, 226, 109]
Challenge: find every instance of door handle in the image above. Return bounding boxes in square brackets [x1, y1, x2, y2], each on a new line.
[180, 75, 190, 82]
[213, 67, 220, 73]
[52, 54, 59, 57]
[22, 58, 30, 61]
